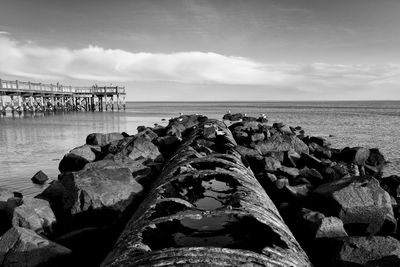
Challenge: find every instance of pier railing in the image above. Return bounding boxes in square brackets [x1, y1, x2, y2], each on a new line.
[0, 79, 125, 95]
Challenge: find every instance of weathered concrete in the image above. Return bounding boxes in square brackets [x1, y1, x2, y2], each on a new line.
[102, 119, 311, 266]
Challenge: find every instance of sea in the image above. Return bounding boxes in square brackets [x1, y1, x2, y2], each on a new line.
[0, 101, 399, 197]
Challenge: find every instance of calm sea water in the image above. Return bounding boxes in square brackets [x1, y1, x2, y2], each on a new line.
[0, 101, 399, 197]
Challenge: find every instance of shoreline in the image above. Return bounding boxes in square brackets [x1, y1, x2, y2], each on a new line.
[1, 113, 400, 266]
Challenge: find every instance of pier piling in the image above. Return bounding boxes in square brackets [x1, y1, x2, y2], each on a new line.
[0, 78, 126, 115]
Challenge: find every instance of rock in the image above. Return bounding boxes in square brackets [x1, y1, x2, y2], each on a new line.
[37, 163, 143, 218]
[380, 175, 400, 198]
[136, 128, 158, 141]
[365, 148, 386, 174]
[284, 149, 301, 167]
[264, 156, 281, 172]
[250, 132, 265, 142]
[86, 132, 124, 146]
[166, 115, 208, 138]
[10, 197, 56, 235]
[106, 136, 135, 155]
[279, 166, 300, 178]
[285, 184, 311, 199]
[276, 178, 289, 189]
[313, 176, 396, 235]
[333, 236, 400, 267]
[309, 142, 332, 159]
[129, 136, 161, 161]
[58, 145, 100, 173]
[300, 153, 324, 170]
[265, 173, 278, 183]
[0, 226, 71, 267]
[299, 167, 324, 185]
[222, 113, 243, 121]
[308, 136, 330, 148]
[321, 165, 348, 182]
[315, 216, 347, 239]
[0, 188, 14, 210]
[254, 132, 309, 156]
[31, 170, 49, 185]
[234, 131, 249, 144]
[337, 147, 370, 166]
[202, 123, 217, 140]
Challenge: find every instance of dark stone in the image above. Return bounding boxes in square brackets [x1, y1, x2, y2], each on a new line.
[0, 226, 72, 267]
[380, 175, 400, 198]
[10, 197, 56, 235]
[313, 176, 396, 235]
[279, 166, 300, 178]
[299, 167, 324, 185]
[129, 136, 161, 161]
[166, 115, 208, 138]
[336, 147, 370, 166]
[250, 132, 265, 142]
[86, 132, 124, 147]
[333, 236, 400, 267]
[31, 170, 49, 185]
[308, 136, 330, 148]
[37, 162, 143, 220]
[365, 148, 386, 174]
[58, 145, 101, 173]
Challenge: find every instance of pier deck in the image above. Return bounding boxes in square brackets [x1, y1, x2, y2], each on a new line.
[0, 78, 126, 114]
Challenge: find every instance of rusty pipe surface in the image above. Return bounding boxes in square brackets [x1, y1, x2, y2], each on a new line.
[102, 119, 311, 266]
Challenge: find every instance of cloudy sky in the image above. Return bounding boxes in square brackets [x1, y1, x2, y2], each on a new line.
[0, 0, 399, 101]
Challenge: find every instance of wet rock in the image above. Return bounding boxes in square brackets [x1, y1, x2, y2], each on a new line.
[86, 132, 124, 147]
[10, 197, 56, 235]
[0, 226, 71, 267]
[37, 163, 143, 219]
[202, 123, 217, 140]
[284, 149, 301, 167]
[321, 164, 349, 182]
[333, 236, 400, 267]
[58, 145, 101, 173]
[313, 176, 396, 235]
[31, 170, 49, 185]
[129, 136, 161, 161]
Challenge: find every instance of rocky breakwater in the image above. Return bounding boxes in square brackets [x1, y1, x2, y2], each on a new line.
[224, 113, 400, 266]
[102, 118, 311, 267]
[0, 116, 210, 267]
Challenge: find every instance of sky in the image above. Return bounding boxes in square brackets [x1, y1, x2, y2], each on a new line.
[0, 0, 399, 101]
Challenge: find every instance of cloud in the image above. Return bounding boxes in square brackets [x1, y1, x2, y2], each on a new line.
[0, 34, 399, 99]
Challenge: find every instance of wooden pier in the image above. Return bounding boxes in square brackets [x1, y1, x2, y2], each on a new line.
[0, 78, 126, 115]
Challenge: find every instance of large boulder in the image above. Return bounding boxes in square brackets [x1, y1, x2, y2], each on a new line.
[0, 226, 71, 267]
[86, 132, 124, 146]
[128, 136, 161, 161]
[58, 145, 100, 173]
[37, 162, 143, 219]
[313, 176, 396, 235]
[10, 197, 56, 235]
[332, 236, 400, 266]
[31, 170, 49, 185]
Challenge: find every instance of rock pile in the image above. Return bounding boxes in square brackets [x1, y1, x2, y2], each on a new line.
[0, 112, 399, 267]
[224, 113, 400, 266]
